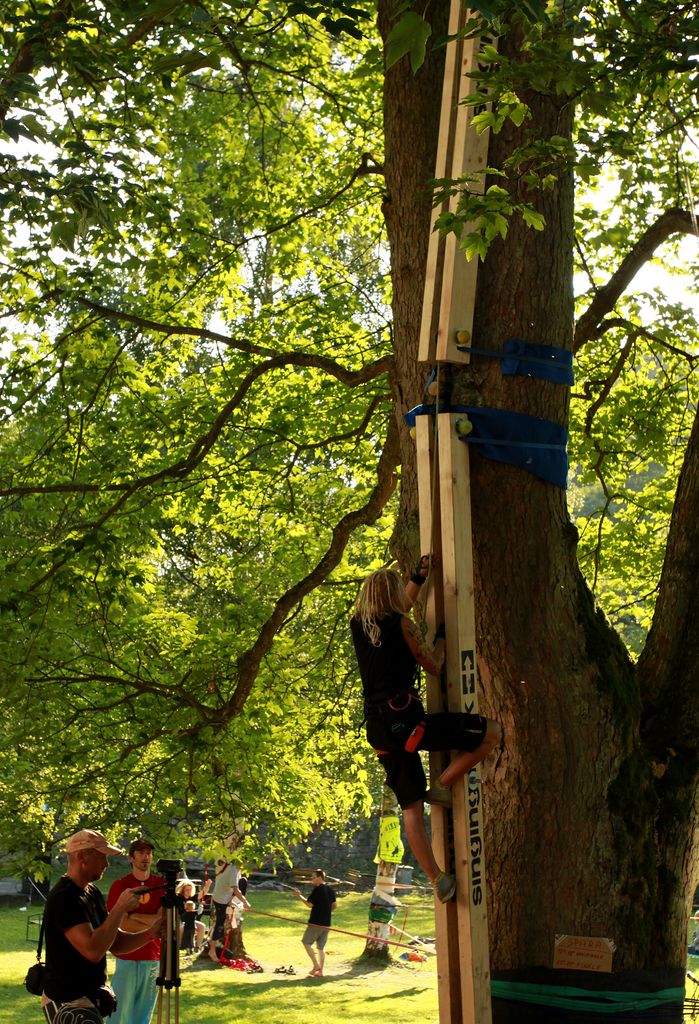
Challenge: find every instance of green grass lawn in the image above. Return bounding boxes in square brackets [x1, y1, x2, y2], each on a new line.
[0, 885, 439, 1024]
[5, 882, 699, 1024]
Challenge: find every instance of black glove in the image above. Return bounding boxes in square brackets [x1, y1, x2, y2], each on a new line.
[410, 555, 430, 585]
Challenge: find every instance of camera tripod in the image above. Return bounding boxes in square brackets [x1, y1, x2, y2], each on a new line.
[156, 864, 182, 1024]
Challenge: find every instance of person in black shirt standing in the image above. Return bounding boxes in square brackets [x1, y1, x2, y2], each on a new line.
[350, 559, 502, 904]
[294, 870, 336, 977]
[42, 829, 163, 1024]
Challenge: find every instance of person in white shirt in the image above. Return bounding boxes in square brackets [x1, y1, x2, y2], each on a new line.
[208, 859, 250, 963]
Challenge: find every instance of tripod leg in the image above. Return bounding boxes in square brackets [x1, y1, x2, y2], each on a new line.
[156, 900, 182, 1024]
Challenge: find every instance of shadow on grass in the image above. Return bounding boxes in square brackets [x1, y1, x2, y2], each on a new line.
[180, 957, 434, 1005]
[183, 952, 428, 979]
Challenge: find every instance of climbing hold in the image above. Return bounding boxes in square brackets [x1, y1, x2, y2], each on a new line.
[455, 417, 473, 437]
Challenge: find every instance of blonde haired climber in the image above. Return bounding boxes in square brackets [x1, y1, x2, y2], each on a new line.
[351, 558, 501, 903]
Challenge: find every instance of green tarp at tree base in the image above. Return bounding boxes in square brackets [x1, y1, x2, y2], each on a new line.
[491, 967, 685, 1023]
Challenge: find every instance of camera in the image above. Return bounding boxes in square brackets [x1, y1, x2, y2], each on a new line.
[156, 858, 183, 879]
[156, 858, 183, 909]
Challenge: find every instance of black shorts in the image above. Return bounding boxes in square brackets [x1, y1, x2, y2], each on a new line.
[366, 695, 487, 809]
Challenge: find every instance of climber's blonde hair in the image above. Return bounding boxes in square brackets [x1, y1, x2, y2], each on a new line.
[352, 568, 407, 646]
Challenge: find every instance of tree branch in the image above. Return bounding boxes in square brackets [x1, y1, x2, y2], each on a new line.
[226, 413, 402, 716]
[638, 404, 699, 743]
[0, 2, 72, 125]
[65, 294, 389, 365]
[0, 351, 392, 504]
[594, 317, 698, 364]
[8, 350, 392, 597]
[574, 207, 697, 352]
[584, 332, 634, 436]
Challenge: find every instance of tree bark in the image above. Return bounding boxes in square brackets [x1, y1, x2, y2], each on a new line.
[363, 783, 401, 960]
[225, 920, 247, 959]
[638, 406, 699, 963]
[379, 0, 699, 977]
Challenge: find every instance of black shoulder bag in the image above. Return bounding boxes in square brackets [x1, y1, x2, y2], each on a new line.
[25, 915, 46, 996]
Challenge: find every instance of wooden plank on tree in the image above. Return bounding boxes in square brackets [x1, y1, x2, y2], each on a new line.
[415, 410, 492, 1024]
[415, 412, 462, 1024]
[416, 6, 496, 1022]
[419, 6, 493, 367]
[418, 0, 465, 368]
[438, 411, 491, 1024]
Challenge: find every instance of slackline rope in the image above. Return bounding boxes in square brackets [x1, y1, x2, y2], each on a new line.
[237, 910, 683, 1012]
[245, 906, 436, 955]
[277, 880, 424, 893]
[389, 921, 435, 949]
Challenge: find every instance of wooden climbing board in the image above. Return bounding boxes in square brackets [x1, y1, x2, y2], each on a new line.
[415, 4, 494, 1024]
[419, 4, 492, 368]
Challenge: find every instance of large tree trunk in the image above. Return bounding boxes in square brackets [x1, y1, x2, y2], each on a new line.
[379, 0, 699, 982]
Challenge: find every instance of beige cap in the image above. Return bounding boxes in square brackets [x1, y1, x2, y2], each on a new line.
[64, 829, 123, 856]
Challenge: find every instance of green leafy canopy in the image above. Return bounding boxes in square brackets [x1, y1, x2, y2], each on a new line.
[0, 0, 697, 871]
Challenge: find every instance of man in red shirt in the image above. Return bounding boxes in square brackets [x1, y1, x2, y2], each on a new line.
[107, 838, 163, 1024]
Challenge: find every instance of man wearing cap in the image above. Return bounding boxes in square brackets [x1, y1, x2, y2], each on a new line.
[107, 838, 164, 1024]
[43, 829, 163, 1024]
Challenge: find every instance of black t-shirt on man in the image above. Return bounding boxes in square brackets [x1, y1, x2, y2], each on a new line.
[307, 884, 336, 927]
[44, 875, 108, 1002]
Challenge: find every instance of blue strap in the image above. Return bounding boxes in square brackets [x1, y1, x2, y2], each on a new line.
[406, 403, 472, 427]
[404, 404, 568, 490]
[457, 338, 574, 385]
[466, 436, 564, 451]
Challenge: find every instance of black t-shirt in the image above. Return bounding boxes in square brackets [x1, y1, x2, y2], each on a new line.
[350, 613, 419, 707]
[44, 875, 108, 1002]
[307, 884, 336, 927]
